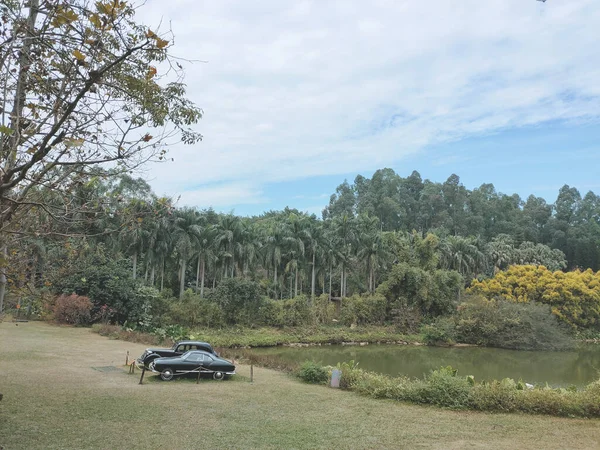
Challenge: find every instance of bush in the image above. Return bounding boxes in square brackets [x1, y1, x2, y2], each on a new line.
[340, 294, 387, 326]
[54, 294, 93, 325]
[328, 361, 600, 418]
[421, 317, 456, 345]
[468, 265, 600, 330]
[297, 361, 329, 384]
[313, 294, 337, 324]
[208, 278, 264, 325]
[51, 251, 140, 323]
[411, 366, 472, 408]
[166, 290, 225, 329]
[455, 295, 575, 350]
[377, 262, 463, 318]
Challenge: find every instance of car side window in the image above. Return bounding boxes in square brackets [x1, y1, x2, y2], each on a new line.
[176, 345, 186, 352]
[187, 353, 204, 362]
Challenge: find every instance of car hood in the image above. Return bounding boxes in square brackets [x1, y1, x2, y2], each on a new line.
[145, 347, 175, 353]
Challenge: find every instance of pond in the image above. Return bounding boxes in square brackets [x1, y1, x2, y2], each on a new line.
[250, 344, 600, 387]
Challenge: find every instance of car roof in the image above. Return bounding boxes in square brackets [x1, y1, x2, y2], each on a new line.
[183, 350, 216, 357]
[176, 340, 213, 347]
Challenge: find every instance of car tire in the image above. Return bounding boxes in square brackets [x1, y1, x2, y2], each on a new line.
[213, 371, 225, 381]
[160, 368, 175, 381]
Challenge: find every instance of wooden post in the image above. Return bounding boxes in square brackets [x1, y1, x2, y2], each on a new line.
[196, 367, 202, 384]
[139, 366, 146, 385]
[250, 363, 254, 383]
[125, 351, 129, 366]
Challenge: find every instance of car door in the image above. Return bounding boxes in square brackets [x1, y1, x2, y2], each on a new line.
[175, 344, 188, 356]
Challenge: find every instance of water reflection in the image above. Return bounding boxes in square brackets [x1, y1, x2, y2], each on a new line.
[250, 344, 600, 386]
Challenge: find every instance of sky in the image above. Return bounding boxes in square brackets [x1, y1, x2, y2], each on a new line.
[136, 0, 600, 217]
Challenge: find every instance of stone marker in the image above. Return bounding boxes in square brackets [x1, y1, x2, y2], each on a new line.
[331, 369, 341, 388]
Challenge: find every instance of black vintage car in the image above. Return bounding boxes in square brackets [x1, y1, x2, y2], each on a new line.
[150, 350, 236, 381]
[136, 340, 217, 369]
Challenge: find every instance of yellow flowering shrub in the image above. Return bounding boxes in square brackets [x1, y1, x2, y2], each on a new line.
[468, 265, 600, 329]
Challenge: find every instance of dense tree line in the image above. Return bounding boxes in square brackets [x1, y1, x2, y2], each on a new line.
[2, 167, 576, 317]
[324, 169, 599, 271]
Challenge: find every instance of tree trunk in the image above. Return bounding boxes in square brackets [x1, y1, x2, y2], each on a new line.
[212, 276, 216, 290]
[0, 245, 7, 314]
[273, 264, 278, 299]
[150, 265, 155, 286]
[195, 256, 201, 291]
[340, 263, 345, 298]
[294, 269, 298, 297]
[289, 276, 292, 298]
[132, 252, 137, 280]
[311, 251, 316, 303]
[144, 261, 149, 282]
[329, 261, 333, 300]
[200, 258, 205, 298]
[179, 258, 186, 299]
[160, 259, 164, 291]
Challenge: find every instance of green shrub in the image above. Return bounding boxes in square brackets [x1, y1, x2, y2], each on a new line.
[455, 295, 575, 351]
[313, 294, 337, 324]
[340, 294, 387, 326]
[329, 361, 600, 417]
[412, 366, 471, 408]
[208, 278, 264, 325]
[297, 361, 329, 384]
[469, 380, 519, 412]
[421, 317, 456, 345]
[51, 251, 140, 323]
[166, 290, 225, 328]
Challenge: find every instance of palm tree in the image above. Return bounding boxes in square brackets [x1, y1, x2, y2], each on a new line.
[439, 235, 487, 281]
[332, 213, 355, 297]
[118, 199, 151, 280]
[215, 214, 242, 278]
[303, 219, 326, 302]
[286, 213, 308, 297]
[193, 223, 216, 298]
[263, 221, 289, 299]
[355, 214, 385, 293]
[172, 207, 202, 299]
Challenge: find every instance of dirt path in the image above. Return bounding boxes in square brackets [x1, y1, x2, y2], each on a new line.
[1, 321, 600, 450]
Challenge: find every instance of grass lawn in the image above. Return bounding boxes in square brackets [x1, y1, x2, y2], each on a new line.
[1, 322, 600, 450]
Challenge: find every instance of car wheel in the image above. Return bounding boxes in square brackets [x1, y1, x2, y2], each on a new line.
[213, 371, 225, 381]
[160, 368, 175, 381]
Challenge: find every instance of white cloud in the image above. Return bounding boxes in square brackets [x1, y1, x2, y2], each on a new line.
[137, 0, 600, 208]
[176, 183, 266, 208]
